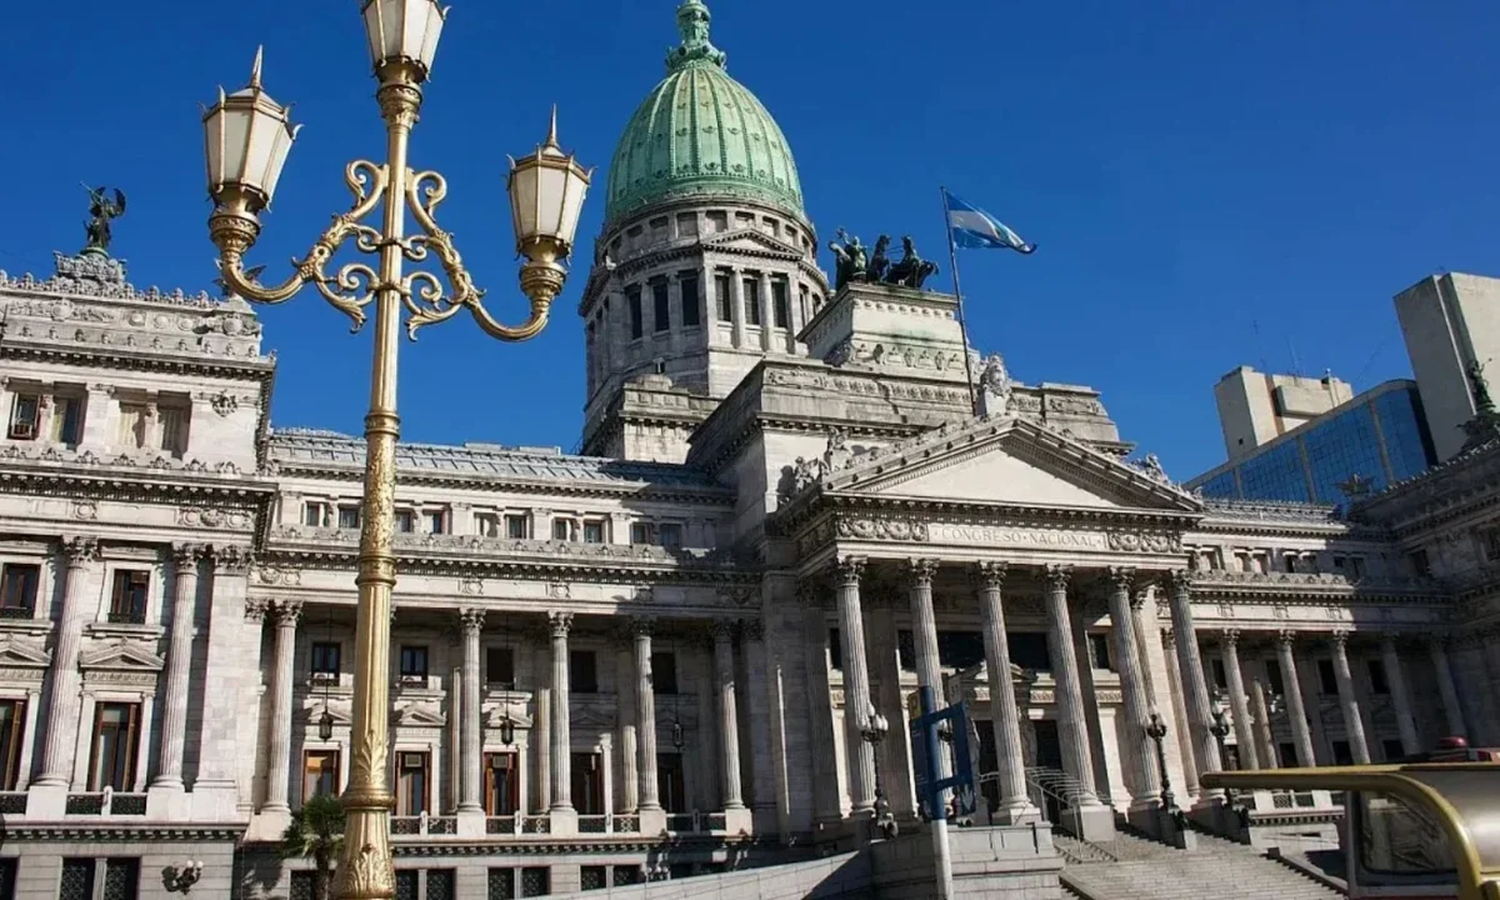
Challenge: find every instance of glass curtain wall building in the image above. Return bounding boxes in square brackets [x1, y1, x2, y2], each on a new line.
[1189, 380, 1437, 508]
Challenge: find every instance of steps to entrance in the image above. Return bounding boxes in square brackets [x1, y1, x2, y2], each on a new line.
[1059, 834, 1345, 900]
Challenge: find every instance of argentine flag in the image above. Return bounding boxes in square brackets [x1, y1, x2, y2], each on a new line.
[945, 190, 1036, 254]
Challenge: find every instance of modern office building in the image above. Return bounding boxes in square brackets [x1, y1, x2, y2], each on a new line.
[1213, 367, 1354, 462]
[0, 3, 1497, 899]
[1395, 272, 1500, 462]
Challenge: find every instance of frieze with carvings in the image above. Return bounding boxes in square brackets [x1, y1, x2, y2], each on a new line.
[254, 565, 302, 587]
[177, 506, 251, 530]
[821, 515, 1185, 557]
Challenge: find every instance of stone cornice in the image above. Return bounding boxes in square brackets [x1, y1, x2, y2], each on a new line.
[0, 455, 275, 507]
[0, 339, 275, 381]
[6, 823, 246, 841]
[1187, 569, 1448, 603]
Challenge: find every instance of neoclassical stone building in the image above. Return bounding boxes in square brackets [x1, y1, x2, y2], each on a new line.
[0, 3, 1496, 898]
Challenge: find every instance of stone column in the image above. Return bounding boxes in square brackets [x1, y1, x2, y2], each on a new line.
[262, 600, 302, 812]
[975, 563, 1036, 822]
[458, 609, 485, 814]
[548, 613, 575, 816]
[730, 268, 746, 348]
[1381, 636, 1419, 755]
[534, 687, 552, 813]
[631, 618, 661, 814]
[741, 619, 780, 830]
[710, 621, 746, 811]
[1250, 678, 1277, 766]
[1329, 631, 1371, 764]
[1277, 632, 1317, 767]
[758, 271, 774, 350]
[36, 536, 100, 787]
[1106, 568, 1159, 807]
[906, 558, 951, 793]
[799, 590, 843, 824]
[834, 557, 876, 816]
[863, 592, 915, 818]
[1043, 565, 1099, 797]
[1163, 629, 1200, 801]
[152, 543, 204, 790]
[614, 640, 638, 816]
[1220, 631, 1259, 770]
[1167, 570, 1221, 796]
[1428, 637, 1467, 739]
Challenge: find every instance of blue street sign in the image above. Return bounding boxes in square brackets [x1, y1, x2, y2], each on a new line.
[909, 686, 978, 821]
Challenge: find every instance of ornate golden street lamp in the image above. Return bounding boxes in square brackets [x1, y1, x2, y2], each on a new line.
[198, 3, 592, 896]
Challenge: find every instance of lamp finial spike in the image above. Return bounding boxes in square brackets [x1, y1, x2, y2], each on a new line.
[546, 105, 559, 148]
[249, 45, 264, 89]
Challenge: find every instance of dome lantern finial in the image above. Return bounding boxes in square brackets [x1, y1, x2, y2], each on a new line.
[667, 0, 727, 72]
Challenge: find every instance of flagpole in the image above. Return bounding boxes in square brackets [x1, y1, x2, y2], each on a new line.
[942, 186, 979, 416]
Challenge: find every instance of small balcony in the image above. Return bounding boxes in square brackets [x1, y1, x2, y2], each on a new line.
[0, 605, 32, 620]
[65, 788, 147, 816]
[390, 812, 457, 835]
[106, 609, 147, 626]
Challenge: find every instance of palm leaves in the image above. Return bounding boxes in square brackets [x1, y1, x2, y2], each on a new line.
[280, 794, 345, 900]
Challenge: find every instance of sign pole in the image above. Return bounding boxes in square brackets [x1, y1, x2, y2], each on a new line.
[919, 686, 956, 899]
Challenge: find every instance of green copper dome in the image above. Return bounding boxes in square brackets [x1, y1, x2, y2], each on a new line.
[604, 1, 805, 227]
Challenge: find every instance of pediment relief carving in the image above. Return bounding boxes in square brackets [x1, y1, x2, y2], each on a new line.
[393, 698, 447, 728]
[484, 700, 533, 730]
[0, 636, 52, 668]
[79, 638, 164, 672]
[699, 229, 802, 258]
[297, 698, 353, 726]
[570, 705, 617, 732]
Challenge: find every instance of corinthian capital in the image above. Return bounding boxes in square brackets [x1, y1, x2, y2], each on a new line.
[974, 561, 1008, 590]
[62, 536, 100, 565]
[1221, 628, 1241, 648]
[1167, 568, 1195, 594]
[908, 558, 940, 588]
[1276, 629, 1299, 649]
[211, 544, 253, 574]
[459, 608, 486, 636]
[1107, 566, 1136, 595]
[629, 616, 655, 640]
[1330, 629, 1351, 650]
[835, 556, 866, 588]
[741, 618, 766, 643]
[548, 611, 573, 639]
[272, 600, 303, 628]
[1043, 564, 1072, 592]
[709, 619, 737, 643]
[171, 543, 207, 574]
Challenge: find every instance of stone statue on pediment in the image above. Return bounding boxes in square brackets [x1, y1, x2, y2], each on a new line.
[885, 236, 939, 289]
[82, 185, 126, 254]
[866, 235, 891, 283]
[977, 353, 1013, 417]
[828, 228, 868, 291]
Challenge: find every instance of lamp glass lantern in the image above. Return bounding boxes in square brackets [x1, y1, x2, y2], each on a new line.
[318, 710, 335, 742]
[201, 49, 301, 213]
[361, 0, 447, 79]
[507, 109, 593, 264]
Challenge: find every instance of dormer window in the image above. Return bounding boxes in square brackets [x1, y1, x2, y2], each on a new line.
[338, 506, 361, 530]
[475, 512, 500, 538]
[426, 510, 446, 535]
[395, 510, 415, 533]
[303, 501, 330, 528]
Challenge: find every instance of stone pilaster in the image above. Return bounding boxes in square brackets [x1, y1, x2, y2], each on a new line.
[1219, 631, 1258, 770]
[711, 620, 746, 812]
[1277, 632, 1317, 767]
[799, 588, 843, 824]
[152, 543, 205, 791]
[1329, 631, 1370, 764]
[1428, 636, 1467, 739]
[548, 612, 575, 826]
[534, 687, 552, 813]
[975, 563, 1036, 823]
[1381, 636, 1419, 755]
[263, 600, 302, 812]
[35, 537, 99, 789]
[863, 591, 914, 819]
[741, 618, 779, 832]
[833, 557, 876, 817]
[1167, 571, 1221, 798]
[458, 609, 485, 814]
[1106, 568, 1159, 809]
[631, 618, 663, 822]
[614, 639, 638, 816]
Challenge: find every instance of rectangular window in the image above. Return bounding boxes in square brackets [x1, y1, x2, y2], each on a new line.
[744, 278, 762, 325]
[572, 751, 604, 814]
[1486, 530, 1500, 562]
[304, 749, 340, 800]
[828, 628, 843, 670]
[583, 520, 605, 544]
[303, 501, 328, 527]
[0, 564, 38, 615]
[1409, 549, 1431, 577]
[505, 514, 529, 540]
[8, 393, 38, 440]
[652, 281, 671, 333]
[426, 869, 455, 900]
[116, 402, 146, 448]
[89, 702, 140, 791]
[1277, 742, 1298, 767]
[651, 651, 678, 694]
[399, 646, 429, 679]
[1211, 658, 1228, 690]
[898, 630, 917, 671]
[394, 510, 415, 533]
[52, 395, 83, 444]
[338, 505, 361, 529]
[1265, 659, 1285, 696]
[629, 522, 648, 544]
[109, 570, 150, 624]
[581, 866, 607, 891]
[552, 519, 572, 541]
[1087, 633, 1111, 671]
[772, 279, 790, 328]
[627, 286, 643, 339]
[158, 404, 189, 455]
[1367, 659, 1390, 694]
[475, 512, 500, 538]
[1332, 740, 1354, 766]
[60, 859, 96, 900]
[426, 511, 446, 535]
[0, 699, 25, 790]
[311, 642, 341, 676]
[488, 869, 517, 900]
[487, 647, 515, 688]
[1349, 556, 1367, 579]
[570, 650, 598, 693]
[104, 858, 139, 900]
[715, 273, 733, 321]
[658, 752, 686, 812]
[485, 752, 519, 814]
[680, 274, 700, 327]
[1317, 659, 1338, 694]
[799, 284, 811, 322]
[1381, 739, 1406, 763]
[521, 867, 550, 898]
[657, 523, 683, 548]
[395, 870, 418, 900]
[396, 751, 429, 816]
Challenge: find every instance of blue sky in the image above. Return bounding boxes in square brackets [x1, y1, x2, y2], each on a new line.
[2, 0, 1498, 477]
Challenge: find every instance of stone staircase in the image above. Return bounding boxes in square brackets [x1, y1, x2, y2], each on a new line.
[1059, 828, 1344, 900]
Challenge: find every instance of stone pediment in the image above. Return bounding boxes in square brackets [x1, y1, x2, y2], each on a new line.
[79, 638, 165, 672]
[393, 699, 447, 728]
[821, 418, 1200, 514]
[699, 229, 802, 259]
[298, 698, 353, 726]
[484, 700, 534, 730]
[570, 705, 618, 732]
[0, 636, 51, 669]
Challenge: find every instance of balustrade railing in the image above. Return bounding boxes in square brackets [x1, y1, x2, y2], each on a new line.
[390, 812, 457, 835]
[64, 788, 146, 816]
[0, 792, 24, 815]
[578, 814, 608, 834]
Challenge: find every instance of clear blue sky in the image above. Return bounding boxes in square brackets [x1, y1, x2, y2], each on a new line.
[2, 0, 1498, 477]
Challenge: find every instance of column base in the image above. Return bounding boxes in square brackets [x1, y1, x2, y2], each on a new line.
[26, 783, 68, 819]
[637, 806, 667, 836]
[1062, 801, 1116, 843]
[721, 806, 753, 834]
[549, 807, 578, 837]
[146, 783, 190, 820]
[991, 800, 1043, 827]
[455, 808, 487, 838]
[245, 807, 292, 842]
[188, 779, 242, 822]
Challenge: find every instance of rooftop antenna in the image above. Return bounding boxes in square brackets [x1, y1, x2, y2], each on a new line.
[1251, 319, 1269, 374]
[1288, 339, 1303, 379]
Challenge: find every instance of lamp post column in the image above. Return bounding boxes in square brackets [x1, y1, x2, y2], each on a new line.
[1219, 630, 1258, 770]
[1329, 631, 1371, 764]
[153, 543, 204, 791]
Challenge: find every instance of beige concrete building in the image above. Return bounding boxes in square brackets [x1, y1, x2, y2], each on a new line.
[1213, 367, 1355, 462]
[1395, 272, 1500, 462]
[0, 4, 1497, 899]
